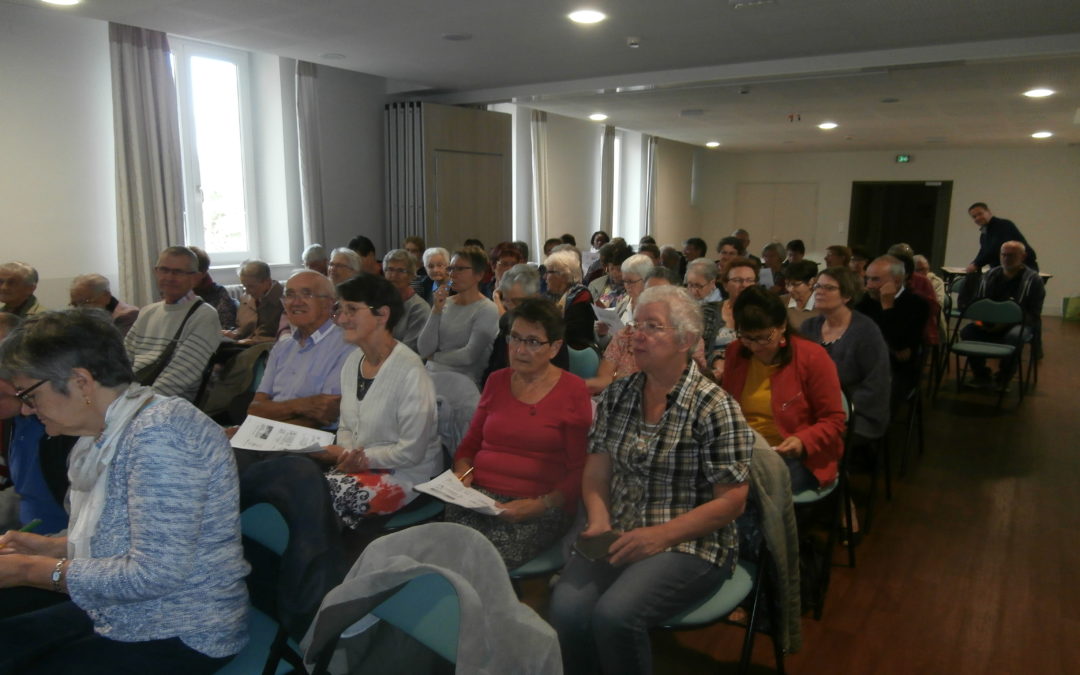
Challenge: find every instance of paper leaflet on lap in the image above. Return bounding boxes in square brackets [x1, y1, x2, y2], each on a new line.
[229, 415, 333, 452]
[592, 306, 624, 334]
[414, 470, 504, 515]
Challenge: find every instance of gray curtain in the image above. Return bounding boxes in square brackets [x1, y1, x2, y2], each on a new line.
[599, 124, 616, 233]
[109, 23, 183, 307]
[529, 109, 549, 263]
[296, 61, 325, 249]
[641, 134, 658, 237]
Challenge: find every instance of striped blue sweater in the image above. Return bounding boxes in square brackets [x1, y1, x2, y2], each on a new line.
[65, 397, 249, 658]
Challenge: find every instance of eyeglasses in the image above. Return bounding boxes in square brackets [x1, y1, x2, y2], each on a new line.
[727, 277, 757, 286]
[384, 266, 410, 276]
[685, 281, 709, 291]
[736, 330, 779, 346]
[812, 283, 840, 292]
[326, 262, 355, 270]
[447, 266, 476, 274]
[495, 259, 517, 269]
[626, 320, 669, 336]
[624, 277, 644, 286]
[14, 379, 48, 408]
[154, 266, 195, 277]
[331, 303, 377, 320]
[282, 290, 333, 303]
[785, 280, 807, 288]
[506, 334, 553, 351]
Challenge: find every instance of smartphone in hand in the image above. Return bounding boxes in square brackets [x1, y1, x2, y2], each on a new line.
[574, 530, 620, 562]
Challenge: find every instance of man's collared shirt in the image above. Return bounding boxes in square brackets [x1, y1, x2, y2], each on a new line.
[257, 318, 356, 402]
[589, 361, 753, 570]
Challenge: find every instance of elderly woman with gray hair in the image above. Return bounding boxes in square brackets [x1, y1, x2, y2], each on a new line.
[550, 285, 754, 675]
[0, 310, 248, 673]
[328, 247, 363, 286]
[543, 249, 596, 350]
[382, 248, 430, 353]
[484, 264, 570, 383]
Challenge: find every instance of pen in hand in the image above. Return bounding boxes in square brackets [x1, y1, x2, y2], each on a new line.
[457, 466, 474, 482]
[18, 519, 42, 533]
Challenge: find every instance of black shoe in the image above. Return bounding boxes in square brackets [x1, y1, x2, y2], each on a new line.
[965, 372, 993, 390]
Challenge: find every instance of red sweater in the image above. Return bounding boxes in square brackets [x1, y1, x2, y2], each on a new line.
[454, 368, 591, 510]
[721, 336, 846, 486]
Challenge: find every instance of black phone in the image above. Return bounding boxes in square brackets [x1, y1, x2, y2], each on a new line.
[573, 530, 620, 562]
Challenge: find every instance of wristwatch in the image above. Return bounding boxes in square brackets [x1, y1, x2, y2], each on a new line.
[51, 557, 67, 593]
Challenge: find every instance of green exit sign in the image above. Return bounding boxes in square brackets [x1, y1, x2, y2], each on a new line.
[895, 154, 913, 163]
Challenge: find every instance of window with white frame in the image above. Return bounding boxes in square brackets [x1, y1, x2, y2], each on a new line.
[171, 38, 259, 265]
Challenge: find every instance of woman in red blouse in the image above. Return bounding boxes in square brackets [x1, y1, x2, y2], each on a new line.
[721, 285, 846, 491]
[446, 298, 591, 569]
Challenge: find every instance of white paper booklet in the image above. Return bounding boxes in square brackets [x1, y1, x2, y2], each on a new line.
[230, 415, 334, 453]
[593, 306, 624, 334]
[414, 470, 504, 516]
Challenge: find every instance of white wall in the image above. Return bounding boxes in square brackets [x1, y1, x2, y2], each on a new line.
[653, 139, 705, 248]
[314, 65, 388, 254]
[699, 147, 1080, 313]
[543, 112, 604, 248]
[0, 4, 117, 309]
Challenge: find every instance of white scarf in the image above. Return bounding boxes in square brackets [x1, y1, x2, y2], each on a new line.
[67, 383, 157, 559]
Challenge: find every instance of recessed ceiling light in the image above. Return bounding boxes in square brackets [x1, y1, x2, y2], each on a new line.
[588, 113, 608, 122]
[706, 141, 721, 148]
[1031, 131, 1053, 139]
[1023, 88, 1055, 98]
[41, 0, 81, 5]
[569, 9, 607, 24]
[818, 122, 838, 130]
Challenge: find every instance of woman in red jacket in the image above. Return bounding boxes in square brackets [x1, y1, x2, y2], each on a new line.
[721, 285, 846, 491]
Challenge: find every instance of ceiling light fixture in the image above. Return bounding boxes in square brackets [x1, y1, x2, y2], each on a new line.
[568, 9, 607, 24]
[818, 121, 839, 130]
[1031, 131, 1053, 139]
[1023, 88, 1055, 98]
[41, 0, 81, 5]
[706, 141, 721, 148]
[588, 113, 608, 121]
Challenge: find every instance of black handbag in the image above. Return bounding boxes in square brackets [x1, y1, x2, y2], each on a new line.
[133, 299, 205, 385]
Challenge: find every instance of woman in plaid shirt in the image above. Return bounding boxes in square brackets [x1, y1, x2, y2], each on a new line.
[550, 285, 754, 675]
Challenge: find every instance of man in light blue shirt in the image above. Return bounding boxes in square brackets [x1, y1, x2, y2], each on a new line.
[247, 271, 355, 428]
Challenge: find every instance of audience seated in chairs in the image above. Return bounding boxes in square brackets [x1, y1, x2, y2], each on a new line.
[418, 246, 450, 305]
[550, 285, 754, 675]
[483, 241, 525, 302]
[0, 310, 248, 673]
[960, 240, 1044, 391]
[780, 259, 822, 328]
[888, 243, 941, 348]
[224, 259, 284, 344]
[715, 235, 746, 276]
[721, 285, 846, 493]
[125, 246, 222, 401]
[446, 299, 590, 570]
[418, 247, 500, 387]
[0, 262, 45, 318]
[381, 248, 430, 353]
[709, 256, 761, 379]
[582, 230, 612, 284]
[684, 257, 723, 358]
[543, 248, 596, 351]
[587, 240, 633, 309]
[312, 274, 443, 526]
[69, 273, 139, 337]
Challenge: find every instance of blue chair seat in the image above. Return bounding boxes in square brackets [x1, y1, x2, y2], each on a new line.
[509, 541, 566, 579]
[216, 607, 298, 675]
[951, 341, 1017, 358]
[659, 560, 756, 628]
[791, 477, 839, 504]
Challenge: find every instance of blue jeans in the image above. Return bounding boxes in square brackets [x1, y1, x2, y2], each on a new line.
[0, 601, 230, 674]
[549, 550, 730, 675]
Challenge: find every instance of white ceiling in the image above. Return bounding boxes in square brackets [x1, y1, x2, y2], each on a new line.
[12, 0, 1080, 150]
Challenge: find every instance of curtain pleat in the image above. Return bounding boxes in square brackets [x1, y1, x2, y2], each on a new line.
[296, 61, 325, 249]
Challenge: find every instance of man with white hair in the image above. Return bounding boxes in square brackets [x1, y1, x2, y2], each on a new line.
[224, 260, 283, 344]
[302, 243, 329, 275]
[0, 262, 44, 318]
[69, 273, 140, 336]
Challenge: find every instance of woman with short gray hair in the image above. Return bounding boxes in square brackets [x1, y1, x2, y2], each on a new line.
[382, 249, 430, 353]
[542, 250, 594, 350]
[328, 247, 362, 286]
[0, 310, 248, 672]
[419, 247, 451, 305]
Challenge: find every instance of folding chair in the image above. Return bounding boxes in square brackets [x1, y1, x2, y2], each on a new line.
[950, 299, 1029, 409]
[568, 345, 601, 379]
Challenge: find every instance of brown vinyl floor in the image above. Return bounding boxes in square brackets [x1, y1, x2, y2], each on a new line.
[520, 317, 1080, 674]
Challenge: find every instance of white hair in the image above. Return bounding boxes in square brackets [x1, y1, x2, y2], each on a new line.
[422, 247, 450, 267]
[635, 285, 703, 344]
[621, 253, 654, 279]
[330, 247, 362, 272]
[543, 250, 584, 285]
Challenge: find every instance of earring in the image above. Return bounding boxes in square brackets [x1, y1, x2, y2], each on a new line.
[779, 336, 788, 347]
[85, 397, 92, 406]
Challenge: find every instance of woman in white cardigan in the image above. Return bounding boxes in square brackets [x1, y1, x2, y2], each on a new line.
[318, 274, 443, 527]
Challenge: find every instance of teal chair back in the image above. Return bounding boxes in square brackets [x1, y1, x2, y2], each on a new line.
[568, 346, 600, 379]
[240, 502, 289, 555]
[370, 573, 461, 663]
[961, 298, 1022, 325]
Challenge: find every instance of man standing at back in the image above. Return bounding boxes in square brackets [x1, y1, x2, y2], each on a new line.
[965, 202, 1038, 272]
[125, 246, 222, 400]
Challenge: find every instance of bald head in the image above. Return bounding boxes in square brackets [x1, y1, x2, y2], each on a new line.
[1000, 240, 1027, 274]
[70, 273, 112, 308]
